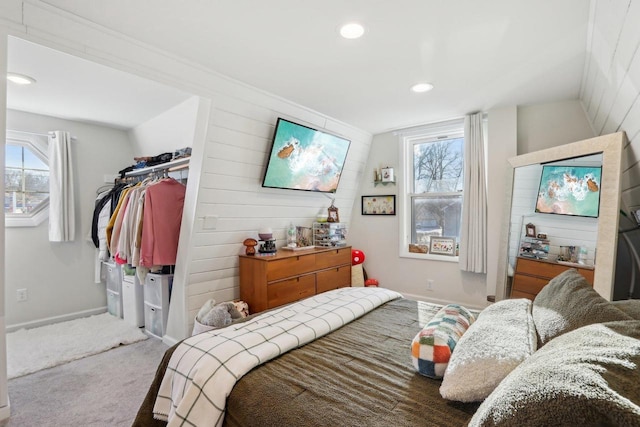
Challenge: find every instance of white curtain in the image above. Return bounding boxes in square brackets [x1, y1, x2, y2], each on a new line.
[459, 113, 487, 273]
[48, 131, 76, 242]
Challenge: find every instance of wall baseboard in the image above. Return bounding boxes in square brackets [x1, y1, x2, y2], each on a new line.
[401, 292, 487, 311]
[5, 307, 107, 333]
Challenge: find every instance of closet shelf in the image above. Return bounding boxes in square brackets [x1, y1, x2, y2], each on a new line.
[125, 157, 190, 177]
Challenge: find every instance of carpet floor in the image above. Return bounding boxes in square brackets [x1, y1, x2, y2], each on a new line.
[0, 336, 169, 426]
[7, 313, 149, 379]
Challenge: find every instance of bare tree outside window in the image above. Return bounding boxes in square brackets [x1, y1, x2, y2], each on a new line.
[410, 137, 464, 248]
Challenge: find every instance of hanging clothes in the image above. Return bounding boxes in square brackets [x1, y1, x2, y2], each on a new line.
[139, 178, 186, 268]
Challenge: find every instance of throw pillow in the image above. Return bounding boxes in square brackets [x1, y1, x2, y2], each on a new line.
[612, 299, 640, 320]
[411, 304, 475, 379]
[469, 320, 640, 427]
[440, 298, 536, 402]
[532, 269, 632, 346]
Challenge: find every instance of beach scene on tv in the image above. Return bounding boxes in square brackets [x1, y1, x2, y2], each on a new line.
[263, 120, 350, 192]
[535, 165, 601, 218]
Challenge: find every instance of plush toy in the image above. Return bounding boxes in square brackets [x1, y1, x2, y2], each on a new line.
[365, 278, 379, 287]
[197, 301, 243, 328]
[233, 300, 250, 318]
[352, 249, 365, 265]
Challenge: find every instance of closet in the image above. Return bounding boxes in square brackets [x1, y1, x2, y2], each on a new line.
[94, 157, 189, 337]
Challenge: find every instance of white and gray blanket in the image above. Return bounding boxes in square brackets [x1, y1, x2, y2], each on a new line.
[153, 287, 402, 426]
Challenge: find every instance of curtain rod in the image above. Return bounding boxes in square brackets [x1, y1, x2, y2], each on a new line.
[6, 130, 77, 141]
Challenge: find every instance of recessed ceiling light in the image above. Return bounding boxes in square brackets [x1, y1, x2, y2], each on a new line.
[340, 22, 365, 39]
[410, 83, 434, 93]
[7, 72, 36, 85]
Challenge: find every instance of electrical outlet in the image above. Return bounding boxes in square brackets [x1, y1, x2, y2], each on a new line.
[16, 288, 28, 302]
[427, 280, 434, 291]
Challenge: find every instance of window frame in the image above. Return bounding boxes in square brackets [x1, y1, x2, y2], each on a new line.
[5, 131, 50, 227]
[398, 119, 464, 261]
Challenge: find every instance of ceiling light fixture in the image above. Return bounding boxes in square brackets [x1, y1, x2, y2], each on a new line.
[340, 22, 365, 39]
[410, 82, 434, 93]
[7, 72, 36, 85]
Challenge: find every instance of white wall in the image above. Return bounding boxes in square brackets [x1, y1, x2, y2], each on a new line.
[4, 109, 134, 328]
[129, 96, 200, 157]
[517, 100, 595, 154]
[579, 0, 640, 299]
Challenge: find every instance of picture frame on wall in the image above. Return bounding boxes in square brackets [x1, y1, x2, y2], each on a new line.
[381, 167, 394, 182]
[429, 237, 456, 256]
[361, 195, 396, 215]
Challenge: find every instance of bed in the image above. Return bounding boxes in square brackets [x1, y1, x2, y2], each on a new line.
[134, 288, 480, 426]
[135, 273, 640, 427]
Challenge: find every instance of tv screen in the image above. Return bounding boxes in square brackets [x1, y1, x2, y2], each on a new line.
[535, 164, 602, 218]
[262, 118, 350, 193]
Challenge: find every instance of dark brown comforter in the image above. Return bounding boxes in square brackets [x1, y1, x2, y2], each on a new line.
[134, 298, 479, 426]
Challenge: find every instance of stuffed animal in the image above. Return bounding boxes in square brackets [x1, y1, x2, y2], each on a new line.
[233, 300, 250, 318]
[352, 249, 365, 265]
[197, 301, 243, 328]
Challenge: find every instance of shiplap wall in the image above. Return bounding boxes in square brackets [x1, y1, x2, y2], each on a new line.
[581, 0, 640, 213]
[507, 161, 599, 271]
[185, 100, 371, 332]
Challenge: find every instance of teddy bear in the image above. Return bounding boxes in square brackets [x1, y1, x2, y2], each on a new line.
[196, 299, 243, 328]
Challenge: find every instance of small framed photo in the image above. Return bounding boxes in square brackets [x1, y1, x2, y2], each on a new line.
[362, 195, 396, 215]
[429, 237, 456, 256]
[381, 167, 394, 182]
[327, 205, 339, 222]
[525, 223, 536, 238]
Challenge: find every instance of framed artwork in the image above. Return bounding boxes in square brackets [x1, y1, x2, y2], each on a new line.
[362, 195, 396, 215]
[381, 167, 394, 182]
[525, 223, 536, 237]
[327, 201, 339, 222]
[429, 237, 456, 256]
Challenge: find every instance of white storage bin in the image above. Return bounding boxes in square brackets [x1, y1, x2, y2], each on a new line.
[144, 302, 166, 338]
[107, 289, 122, 318]
[144, 273, 173, 309]
[104, 262, 122, 293]
[122, 274, 144, 327]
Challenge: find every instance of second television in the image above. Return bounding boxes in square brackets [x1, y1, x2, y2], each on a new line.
[262, 118, 350, 193]
[535, 164, 602, 218]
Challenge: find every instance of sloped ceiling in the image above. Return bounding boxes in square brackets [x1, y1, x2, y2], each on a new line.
[11, 1, 591, 133]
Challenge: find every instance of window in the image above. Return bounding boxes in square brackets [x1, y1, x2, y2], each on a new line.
[400, 120, 464, 259]
[4, 131, 49, 227]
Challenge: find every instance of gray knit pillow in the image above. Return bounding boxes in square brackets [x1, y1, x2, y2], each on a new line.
[469, 320, 640, 427]
[532, 269, 632, 346]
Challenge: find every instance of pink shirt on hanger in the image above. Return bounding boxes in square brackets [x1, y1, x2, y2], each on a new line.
[139, 179, 186, 267]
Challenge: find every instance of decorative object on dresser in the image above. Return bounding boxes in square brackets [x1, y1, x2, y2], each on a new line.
[525, 222, 536, 237]
[327, 200, 339, 222]
[312, 222, 347, 247]
[511, 256, 594, 300]
[242, 238, 258, 256]
[239, 246, 352, 313]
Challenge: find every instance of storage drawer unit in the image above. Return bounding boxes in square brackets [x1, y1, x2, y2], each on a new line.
[144, 302, 167, 338]
[240, 246, 352, 314]
[122, 273, 144, 328]
[107, 289, 122, 318]
[511, 257, 595, 300]
[143, 273, 173, 337]
[104, 261, 122, 293]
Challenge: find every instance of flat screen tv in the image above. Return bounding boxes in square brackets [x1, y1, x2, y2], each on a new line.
[535, 164, 602, 218]
[262, 118, 350, 193]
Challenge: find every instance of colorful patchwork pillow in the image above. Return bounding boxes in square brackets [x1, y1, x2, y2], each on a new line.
[411, 304, 475, 379]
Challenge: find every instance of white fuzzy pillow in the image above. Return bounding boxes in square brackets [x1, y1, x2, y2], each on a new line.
[439, 298, 537, 402]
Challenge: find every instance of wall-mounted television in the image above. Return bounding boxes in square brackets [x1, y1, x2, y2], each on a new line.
[262, 118, 350, 193]
[535, 164, 602, 218]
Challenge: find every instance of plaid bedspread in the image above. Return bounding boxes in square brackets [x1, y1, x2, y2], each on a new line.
[153, 287, 402, 426]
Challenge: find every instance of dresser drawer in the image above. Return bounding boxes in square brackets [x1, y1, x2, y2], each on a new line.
[316, 265, 351, 293]
[267, 254, 316, 282]
[315, 248, 351, 270]
[512, 273, 549, 296]
[267, 274, 316, 308]
[510, 289, 536, 301]
[516, 258, 569, 279]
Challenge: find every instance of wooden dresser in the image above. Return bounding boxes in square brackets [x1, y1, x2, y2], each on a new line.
[239, 246, 352, 314]
[511, 257, 595, 300]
